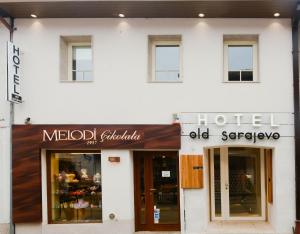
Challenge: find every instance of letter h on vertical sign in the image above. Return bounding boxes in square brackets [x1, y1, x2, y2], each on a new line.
[7, 41, 22, 103]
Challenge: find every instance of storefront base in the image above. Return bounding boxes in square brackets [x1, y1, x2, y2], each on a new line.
[205, 221, 275, 234]
[14, 222, 294, 234]
[0, 223, 9, 234]
[15, 220, 135, 234]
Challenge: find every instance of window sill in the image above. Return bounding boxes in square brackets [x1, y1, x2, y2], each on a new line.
[148, 80, 183, 83]
[60, 80, 93, 83]
[223, 81, 260, 83]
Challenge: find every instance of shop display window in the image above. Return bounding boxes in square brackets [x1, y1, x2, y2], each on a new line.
[47, 152, 102, 224]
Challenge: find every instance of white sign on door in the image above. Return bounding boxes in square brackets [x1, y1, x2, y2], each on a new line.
[162, 171, 171, 177]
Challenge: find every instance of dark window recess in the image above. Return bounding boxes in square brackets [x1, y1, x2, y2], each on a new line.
[72, 60, 76, 80]
[228, 71, 240, 81]
[241, 71, 253, 81]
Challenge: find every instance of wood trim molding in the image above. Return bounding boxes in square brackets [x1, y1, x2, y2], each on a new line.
[0, 1, 296, 18]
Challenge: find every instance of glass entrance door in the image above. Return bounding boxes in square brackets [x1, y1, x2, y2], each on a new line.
[228, 148, 262, 217]
[210, 147, 266, 220]
[134, 151, 180, 231]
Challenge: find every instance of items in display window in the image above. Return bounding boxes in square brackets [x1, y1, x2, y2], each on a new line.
[93, 172, 101, 184]
[81, 168, 89, 179]
[48, 152, 102, 224]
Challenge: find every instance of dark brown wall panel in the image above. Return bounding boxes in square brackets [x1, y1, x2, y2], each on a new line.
[12, 124, 181, 223]
[12, 126, 42, 223]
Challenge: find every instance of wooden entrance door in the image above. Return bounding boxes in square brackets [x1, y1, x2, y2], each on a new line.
[134, 151, 180, 231]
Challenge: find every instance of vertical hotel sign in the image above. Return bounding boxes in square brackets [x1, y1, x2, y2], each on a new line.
[7, 41, 22, 103]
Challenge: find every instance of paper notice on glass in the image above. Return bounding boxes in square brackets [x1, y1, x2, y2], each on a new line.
[154, 208, 160, 223]
[161, 171, 170, 177]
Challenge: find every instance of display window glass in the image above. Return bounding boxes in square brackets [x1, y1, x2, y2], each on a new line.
[47, 152, 102, 224]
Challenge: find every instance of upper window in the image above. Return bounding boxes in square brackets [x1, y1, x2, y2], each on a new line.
[60, 36, 93, 82]
[149, 35, 182, 82]
[224, 35, 258, 82]
[70, 44, 92, 81]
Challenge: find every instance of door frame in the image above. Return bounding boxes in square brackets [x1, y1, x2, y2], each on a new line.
[208, 146, 266, 221]
[133, 151, 181, 231]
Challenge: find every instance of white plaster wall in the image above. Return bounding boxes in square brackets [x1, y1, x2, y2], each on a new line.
[9, 18, 295, 234]
[0, 23, 12, 231]
[272, 139, 295, 234]
[101, 150, 135, 223]
[12, 18, 293, 124]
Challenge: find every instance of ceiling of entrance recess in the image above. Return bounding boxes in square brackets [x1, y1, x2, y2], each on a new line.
[0, 0, 297, 18]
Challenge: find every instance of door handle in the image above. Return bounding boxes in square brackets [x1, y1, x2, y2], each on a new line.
[149, 188, 157, 191]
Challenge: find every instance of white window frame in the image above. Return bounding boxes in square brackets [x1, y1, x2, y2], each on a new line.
[149, 39, 183, 83]
[223, 40, 258, 83]
[67, 42, 93, 82]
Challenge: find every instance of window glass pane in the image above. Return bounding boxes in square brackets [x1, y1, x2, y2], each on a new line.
[228, 71, 241, 81]
[228, 45, 253, 72]
[213, 149, 221, 217]
[152, 154, 179, 224]
[50, 152, 102, 223]
[139, 157, 146, 224]
[72, 46, 92, 81]
[72, 71, 84, 81]
[241, 71, 253, 81]
[155, 45, 180, 81]
[228, 148, 262, 217]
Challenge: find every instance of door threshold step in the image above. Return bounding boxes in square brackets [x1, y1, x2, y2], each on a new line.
[205, 221, 275, 234]
[134, 232, 180, 234]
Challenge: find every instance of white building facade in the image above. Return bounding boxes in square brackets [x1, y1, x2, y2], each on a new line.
[0, 1, 298, 234]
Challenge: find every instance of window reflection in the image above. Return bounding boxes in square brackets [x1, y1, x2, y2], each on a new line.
[49, 152, 102, 223]
[228, 45, 253, 81]
[228, 148, 261, 217]
[72, 46, 92, 81]
[155, 45, 180, 81]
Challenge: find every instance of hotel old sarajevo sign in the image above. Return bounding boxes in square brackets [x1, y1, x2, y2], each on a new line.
[12, 124, 181, 149]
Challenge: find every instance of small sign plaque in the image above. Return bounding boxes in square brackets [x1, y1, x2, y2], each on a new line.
[108, 156, 120, 163]
[162, 171, 171, 177]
